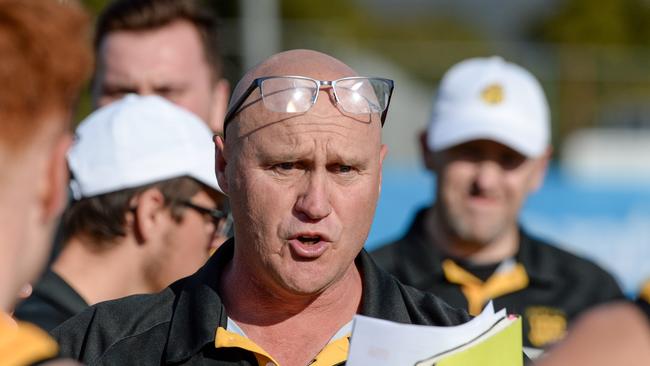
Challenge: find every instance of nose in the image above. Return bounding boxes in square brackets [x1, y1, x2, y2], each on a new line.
[473, 160, 503, 191]
[294, 171, 332, 222]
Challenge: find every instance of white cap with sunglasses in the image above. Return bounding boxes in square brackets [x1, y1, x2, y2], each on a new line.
[427, 56, 550, 158]
[68, 94, 221, 200]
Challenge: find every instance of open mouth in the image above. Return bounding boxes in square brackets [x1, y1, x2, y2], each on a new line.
[297, 235, 322, 245]
[289, 232, 329, 258]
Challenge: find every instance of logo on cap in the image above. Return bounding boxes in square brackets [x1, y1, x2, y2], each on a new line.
[480, 83, 504, 105]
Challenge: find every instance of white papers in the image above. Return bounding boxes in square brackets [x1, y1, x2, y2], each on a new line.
[347, 302, 506, 365]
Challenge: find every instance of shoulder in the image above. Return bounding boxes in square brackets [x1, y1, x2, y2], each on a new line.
[15, 271, 88, 332]
[53, 288, 176, 364]
[369, 238, 403, 270]
[14, 292, 67, 332]
[359, 249, 470, 326]
[397, 280, 472, 326]
[520, 232, 624, 303]
[523, 232, 620, 284]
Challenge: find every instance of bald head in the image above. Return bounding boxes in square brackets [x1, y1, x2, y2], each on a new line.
[221, 49, 387, 141]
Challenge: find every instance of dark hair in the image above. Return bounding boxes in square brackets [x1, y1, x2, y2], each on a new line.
[62, 176, 207, 247]
[0, 0, 92, 152]
[94, 0, 222, 80]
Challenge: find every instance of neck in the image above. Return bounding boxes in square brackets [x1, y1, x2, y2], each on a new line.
[0, 258, 17, 313]
[53, 236, 156, 305]
[427, 207, 519, 265]
[0, 175, 46, 314]
[0, 222, 23, 313]
[220, 251, 362, 366]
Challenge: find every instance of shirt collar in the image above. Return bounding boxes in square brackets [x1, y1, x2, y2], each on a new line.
[164, 235, 461, 363]
[164, 238, 233, 363]
[403, 207, 558, 285]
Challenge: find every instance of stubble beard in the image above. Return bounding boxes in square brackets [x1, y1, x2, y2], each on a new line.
[440, 202, 508, 250]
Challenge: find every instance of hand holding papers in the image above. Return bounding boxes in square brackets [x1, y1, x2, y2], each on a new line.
[347, 302, 523, 366]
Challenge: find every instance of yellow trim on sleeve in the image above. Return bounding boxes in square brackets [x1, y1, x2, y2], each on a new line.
[0, 315, 58, 366]
[442, 259, 529, 315]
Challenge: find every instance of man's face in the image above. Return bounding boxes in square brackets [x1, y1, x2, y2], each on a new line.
[432, 139, 547, 246]
[94, 20, 227, 133]
[221, 74, 387, 296]
[145, 189, 221, 290]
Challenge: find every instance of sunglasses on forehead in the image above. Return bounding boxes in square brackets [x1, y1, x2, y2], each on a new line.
[222, 76, 395, 134]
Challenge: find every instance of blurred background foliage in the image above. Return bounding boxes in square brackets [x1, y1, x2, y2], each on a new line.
[81, 0, 650, 152]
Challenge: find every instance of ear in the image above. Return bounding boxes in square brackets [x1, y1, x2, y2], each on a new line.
[529, 146, 552, 193]
[131, 188, 167, 244]
[378, 144, 388, 195]
[41, 132, 73, 222]
[420, 130, 437, 172]
[214, 135, 229, 194]
[208, 78, 231, 134]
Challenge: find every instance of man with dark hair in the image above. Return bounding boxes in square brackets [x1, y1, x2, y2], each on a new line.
[92, 0, 230, 134]
[0, 0, 91, 363]
[53, 49, 471, 366]
[371, 56, 624, 354]
[16, 95, 227, 332]
[16, 0, 232, 331]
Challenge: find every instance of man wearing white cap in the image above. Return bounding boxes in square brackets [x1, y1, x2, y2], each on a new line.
[372, 56, 623, 351]
[16, 95, 227, 332]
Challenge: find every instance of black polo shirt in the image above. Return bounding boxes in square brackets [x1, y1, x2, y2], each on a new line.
[15, 269, 88, 332]
[52, 238, 470, 365]
[371, 207, 625, 349]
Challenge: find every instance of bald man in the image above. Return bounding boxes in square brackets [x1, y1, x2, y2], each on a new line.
[53, 49, 470, 366]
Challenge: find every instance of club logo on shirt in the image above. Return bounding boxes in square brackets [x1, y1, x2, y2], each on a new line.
[480, 84, 504, 105]
[525, 306, 567, 347]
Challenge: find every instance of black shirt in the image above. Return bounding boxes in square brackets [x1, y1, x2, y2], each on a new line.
[52, 239, 471, 365]
[371, 207, 625, 348]
[637, 280, 650, 320]
[14, 269, 88, 332]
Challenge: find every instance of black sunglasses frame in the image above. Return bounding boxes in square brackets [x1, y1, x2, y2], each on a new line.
[180, 200, 226, 226]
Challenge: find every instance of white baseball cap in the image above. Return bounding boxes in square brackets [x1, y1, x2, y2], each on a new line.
[68, 94, 221, 200]
[427, 56, 550, 157]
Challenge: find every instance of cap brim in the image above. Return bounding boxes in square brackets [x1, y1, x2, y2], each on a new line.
[427, 113, 547, 157]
